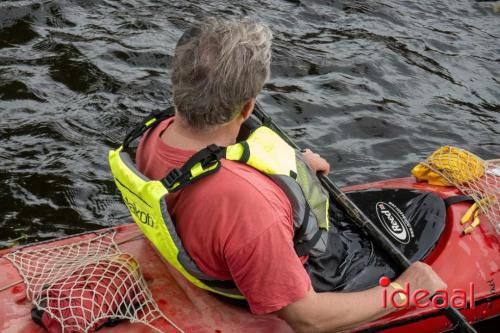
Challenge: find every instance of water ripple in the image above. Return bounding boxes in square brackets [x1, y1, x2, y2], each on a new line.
[0, 0, 499, 247]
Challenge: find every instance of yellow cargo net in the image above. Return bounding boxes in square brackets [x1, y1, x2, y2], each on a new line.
[5, 232, 184, 333]
[412, 146, 500, 236]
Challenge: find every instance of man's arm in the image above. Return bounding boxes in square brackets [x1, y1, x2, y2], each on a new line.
[278, 262, 447, 333]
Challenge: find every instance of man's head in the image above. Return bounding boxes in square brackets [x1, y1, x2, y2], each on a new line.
[171, 18, 272, 131]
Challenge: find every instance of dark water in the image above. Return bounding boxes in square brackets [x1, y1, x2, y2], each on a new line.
[0, 0, 499, 248]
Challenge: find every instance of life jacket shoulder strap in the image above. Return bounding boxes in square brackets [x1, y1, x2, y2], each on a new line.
[122, 108, 175, 148]
[163, 144, 226, 192]
[119, 107, 226, 193]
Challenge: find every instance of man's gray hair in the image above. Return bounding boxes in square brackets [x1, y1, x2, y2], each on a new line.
[172, 18, 272, 130]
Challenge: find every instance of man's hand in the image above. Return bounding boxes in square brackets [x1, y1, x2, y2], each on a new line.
[278, 261, 447, 333]
[394, 262, 447, 306]
[302, 149, 331, 175]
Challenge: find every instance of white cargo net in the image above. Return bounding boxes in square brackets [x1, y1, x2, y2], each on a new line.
[417, 146, 499, 236]
[5, 232, 183, 333]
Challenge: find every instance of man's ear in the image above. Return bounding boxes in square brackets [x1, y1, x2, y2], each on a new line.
[240, 98, 256, 121]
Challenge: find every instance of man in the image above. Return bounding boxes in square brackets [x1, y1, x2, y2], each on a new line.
[136, 18, 446, 332]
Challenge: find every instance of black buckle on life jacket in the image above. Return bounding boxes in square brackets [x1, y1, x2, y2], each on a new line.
[163, 168, 183, 189]
[206, 144, 220, 154]
[201, 144, 225, 166]
[162, 145, 226, 192]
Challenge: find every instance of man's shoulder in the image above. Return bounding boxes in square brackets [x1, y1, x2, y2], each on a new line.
[182, 158, 292, 221]
[207, 159, 286, 200]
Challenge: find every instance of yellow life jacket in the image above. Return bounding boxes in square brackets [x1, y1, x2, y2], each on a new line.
[108, 109, 330, 299]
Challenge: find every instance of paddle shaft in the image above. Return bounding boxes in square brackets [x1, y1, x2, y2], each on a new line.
[252, 105, 477, 333]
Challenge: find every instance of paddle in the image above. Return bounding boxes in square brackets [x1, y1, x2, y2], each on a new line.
[252, 104, 478, 333]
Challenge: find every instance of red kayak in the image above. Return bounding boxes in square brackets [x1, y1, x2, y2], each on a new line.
[0, 177, 498, 333]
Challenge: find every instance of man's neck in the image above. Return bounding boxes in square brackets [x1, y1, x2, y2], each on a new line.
[161, 117, 239, 152]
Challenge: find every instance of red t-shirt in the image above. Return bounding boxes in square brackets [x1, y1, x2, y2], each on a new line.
[136, 117, 311, 314]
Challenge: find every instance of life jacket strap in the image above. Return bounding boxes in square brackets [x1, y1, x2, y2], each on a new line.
[293, 203, 323, 257]
[294, 229, 324, 257]
[163, 144, 227, 192]
[293, 204, 310, 245]
[123, 108, 174, 148]
[119, 107, 227, 193]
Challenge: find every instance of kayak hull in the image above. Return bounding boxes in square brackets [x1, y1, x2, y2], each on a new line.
[0, 177, 498, 332]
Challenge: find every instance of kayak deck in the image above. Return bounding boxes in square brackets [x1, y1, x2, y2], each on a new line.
[0, 224, 292, 333]
[343, 177, 500, 332]
[0, 177, 498, 333]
